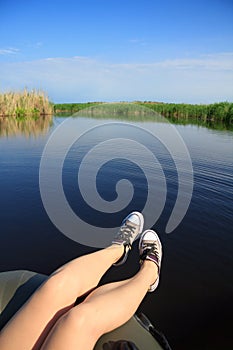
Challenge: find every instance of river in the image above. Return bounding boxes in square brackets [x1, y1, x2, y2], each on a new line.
[0, 110, 232, 350]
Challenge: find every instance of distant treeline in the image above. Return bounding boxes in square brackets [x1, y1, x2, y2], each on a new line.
[2, 92, 232, 126]
[54, 101, 233, 124]
[0, 90, 53, 117]
[54, 102, 101, 114]
[137, 101, 233, 124]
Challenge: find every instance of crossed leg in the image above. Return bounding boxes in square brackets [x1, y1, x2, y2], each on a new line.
[41, 261, 157, 350]
[0, 212, 159, 350]
[0, 244, 124, 350]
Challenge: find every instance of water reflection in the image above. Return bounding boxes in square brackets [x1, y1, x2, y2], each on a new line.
[167, 115, 233, 131]
[0, 115, 53, 137]
[70, 103, 233, 131]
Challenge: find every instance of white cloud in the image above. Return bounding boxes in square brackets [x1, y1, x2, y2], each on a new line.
[0, 53, 232, 103]
[0, 47, 20, 55]
[156, 53, 233, 71]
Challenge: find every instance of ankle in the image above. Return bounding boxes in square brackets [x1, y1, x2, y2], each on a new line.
[109, 244, 125, 263]
[141, 260, 159, 286]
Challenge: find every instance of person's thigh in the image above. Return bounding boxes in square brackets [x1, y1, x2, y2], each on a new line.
[0, 275, 74, 350]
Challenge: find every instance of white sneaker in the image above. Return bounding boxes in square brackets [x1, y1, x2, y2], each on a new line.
[112, 211, 144, 266]
[139, 230, 162, 292]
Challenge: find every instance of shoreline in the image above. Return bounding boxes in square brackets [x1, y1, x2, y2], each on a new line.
[54, 101, 233, 124]
[1, 89, 232, 127]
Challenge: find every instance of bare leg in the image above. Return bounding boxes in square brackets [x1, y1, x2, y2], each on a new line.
[0, 245, 124, 350]
[41, 261, 158, 350]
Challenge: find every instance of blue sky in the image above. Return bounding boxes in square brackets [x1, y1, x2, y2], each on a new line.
[0, 0, 233, 103]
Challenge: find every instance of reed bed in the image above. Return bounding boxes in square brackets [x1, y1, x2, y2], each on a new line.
[54, 102, 101, 114]
[137, 101, 233, 124]
[54, 101, 233, 125]
[0, 90, 53, 117]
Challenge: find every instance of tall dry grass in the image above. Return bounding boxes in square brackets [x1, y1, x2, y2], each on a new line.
[0, 89, 53, 117]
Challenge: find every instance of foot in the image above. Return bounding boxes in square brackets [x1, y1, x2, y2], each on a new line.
[139, 230, 162, 292]
[112, 211, 144, 266]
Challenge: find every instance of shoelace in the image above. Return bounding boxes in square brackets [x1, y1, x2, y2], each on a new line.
[118, 222, 136, 244]
[141, 243, 160, 263]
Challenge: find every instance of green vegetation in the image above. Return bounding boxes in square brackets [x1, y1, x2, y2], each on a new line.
[74, 102, 156, 119]
[0, 90, 53, 117]
[55, 101, 233, 130]
[54, 101, 233, 127]
[136, 101, 233, 125]
[54, 102, 102, 115]
[1, 90, 232, 130]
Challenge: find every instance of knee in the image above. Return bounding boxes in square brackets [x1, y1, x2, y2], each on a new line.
[36, 272, 72, 304]
[60, 303, 101, 339]
[39, 273, 63, 294]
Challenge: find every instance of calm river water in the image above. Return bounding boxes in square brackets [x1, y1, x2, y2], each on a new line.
[0, 113, 232, 350]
